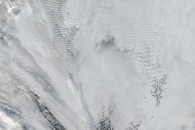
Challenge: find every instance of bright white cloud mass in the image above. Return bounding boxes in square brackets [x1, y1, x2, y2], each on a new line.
[0, 0, 195, 130]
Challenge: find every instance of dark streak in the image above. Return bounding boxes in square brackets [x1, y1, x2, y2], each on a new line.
[30, 91, 66, 130]
[99, 116, 114, 130]
[98, 109, 114, 130]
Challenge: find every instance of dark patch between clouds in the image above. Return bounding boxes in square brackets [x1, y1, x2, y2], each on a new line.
[30, 91, 66, 130]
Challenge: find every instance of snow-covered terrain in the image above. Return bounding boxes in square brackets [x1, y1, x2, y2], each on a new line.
[0, 0, 195, 129]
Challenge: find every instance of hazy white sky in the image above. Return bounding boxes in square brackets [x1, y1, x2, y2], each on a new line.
[0, 0, 195, 130]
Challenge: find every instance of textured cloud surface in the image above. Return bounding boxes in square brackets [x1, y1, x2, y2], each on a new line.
[0, 0, 195, 130]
